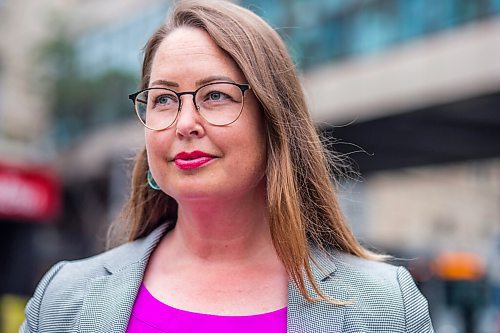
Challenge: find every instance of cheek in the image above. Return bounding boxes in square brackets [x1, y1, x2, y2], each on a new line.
[145, 132, 155, 155]
[145, 131, 170, 169]
[145, 133, 156, 165]
[246, 110, 267, 170]
[237, 126, 267, 175]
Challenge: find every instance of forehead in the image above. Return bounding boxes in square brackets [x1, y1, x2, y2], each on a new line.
[150, 27, 245, 85]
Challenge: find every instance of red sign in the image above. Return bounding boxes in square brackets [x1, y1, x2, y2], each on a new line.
[0, 162, 61, 222]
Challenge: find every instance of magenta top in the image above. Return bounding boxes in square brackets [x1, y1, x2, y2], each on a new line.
[126, 284, 287, 333]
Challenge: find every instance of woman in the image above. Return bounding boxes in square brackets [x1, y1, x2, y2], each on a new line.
[21, 0, 434, 332]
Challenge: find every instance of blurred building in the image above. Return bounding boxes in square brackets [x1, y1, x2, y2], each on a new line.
[0, 0, 167, 330]
[241, 0, 500, 247]
[0, 0, 499, 332]
[241, 1, 500, 332]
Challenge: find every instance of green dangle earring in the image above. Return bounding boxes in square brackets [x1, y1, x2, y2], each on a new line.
[147, 170, 161, 190]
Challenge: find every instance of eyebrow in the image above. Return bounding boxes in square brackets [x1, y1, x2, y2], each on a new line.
[149, 75, 236, 89]
[195, 75, 235, 86]
[149, 79, 179, 88]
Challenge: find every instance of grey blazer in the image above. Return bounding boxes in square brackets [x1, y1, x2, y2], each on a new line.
[20, 224, 434, 332]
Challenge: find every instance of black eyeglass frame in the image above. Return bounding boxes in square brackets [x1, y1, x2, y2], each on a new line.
[128, 81, 251, 131]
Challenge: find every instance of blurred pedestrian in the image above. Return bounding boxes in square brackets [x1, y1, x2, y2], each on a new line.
[20, 0, 434, 332]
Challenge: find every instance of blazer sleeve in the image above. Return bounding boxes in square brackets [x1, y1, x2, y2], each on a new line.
[19, 261, 67, 333]
[397, 266, 435, 333]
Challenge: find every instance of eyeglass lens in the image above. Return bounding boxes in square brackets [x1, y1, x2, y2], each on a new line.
[134, 82, 245, 130]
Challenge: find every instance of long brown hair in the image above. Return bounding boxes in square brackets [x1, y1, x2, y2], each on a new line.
[114, 0, 382, 302]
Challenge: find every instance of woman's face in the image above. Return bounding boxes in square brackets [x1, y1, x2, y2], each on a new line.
[146, 27, 267, 203]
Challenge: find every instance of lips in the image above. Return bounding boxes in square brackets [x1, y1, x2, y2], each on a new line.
[173, 150, 215, 170]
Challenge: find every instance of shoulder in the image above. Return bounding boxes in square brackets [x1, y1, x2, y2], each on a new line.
[288, 251, 434, 332]
[20, 242, 134, 332]
[328, 252, 405, 312]
[41, 232, 159, 297]
[20, 225, 168, 332]
[332, 251, 401, 288]
[330, 252, 434, 332]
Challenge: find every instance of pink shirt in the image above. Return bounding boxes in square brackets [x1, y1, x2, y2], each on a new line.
[126, 284, 287, 333]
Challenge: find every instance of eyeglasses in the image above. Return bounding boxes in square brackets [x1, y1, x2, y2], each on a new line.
[128, 82, 251, 131]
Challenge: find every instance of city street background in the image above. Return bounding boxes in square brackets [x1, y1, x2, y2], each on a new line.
[0, 0, 499, 332]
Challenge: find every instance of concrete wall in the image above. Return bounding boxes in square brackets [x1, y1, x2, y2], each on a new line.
[304, 17, 500, 124]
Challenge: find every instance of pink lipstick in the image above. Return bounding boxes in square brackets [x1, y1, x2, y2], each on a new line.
[174, 150, 214, 170]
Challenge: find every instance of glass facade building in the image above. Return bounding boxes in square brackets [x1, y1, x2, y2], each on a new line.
[75, 2, 170, 77]
[242, 0, 500, 69]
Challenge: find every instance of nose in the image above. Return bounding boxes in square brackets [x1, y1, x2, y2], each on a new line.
[175, 94, 205, 138]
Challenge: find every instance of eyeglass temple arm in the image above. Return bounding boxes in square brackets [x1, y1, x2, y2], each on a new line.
[128, 94, 147, 105]
[128, 92, 147, 104]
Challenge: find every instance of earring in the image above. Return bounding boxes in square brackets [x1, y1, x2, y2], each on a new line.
[147, 170, 161, 190]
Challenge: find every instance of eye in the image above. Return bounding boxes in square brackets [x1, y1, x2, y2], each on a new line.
[197, 83, 240, 108]
[207, 91, 229, 101]
[156, 94, 176, 105]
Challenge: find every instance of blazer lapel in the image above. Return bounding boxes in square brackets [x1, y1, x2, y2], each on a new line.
[287, 250, 348, 333]
[76, 224, 169, 333]
[77, 261, 146, 333]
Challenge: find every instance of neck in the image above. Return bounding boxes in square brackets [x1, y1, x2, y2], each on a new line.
[166, 182, 275, 263]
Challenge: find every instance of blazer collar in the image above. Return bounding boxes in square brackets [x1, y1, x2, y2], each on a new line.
[287, 248, 347, 333]
[77, 224, 346, 333]
[77, 224, 169, 333]
[102, 223, 170, 274]
[310, 247, 338, 281]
